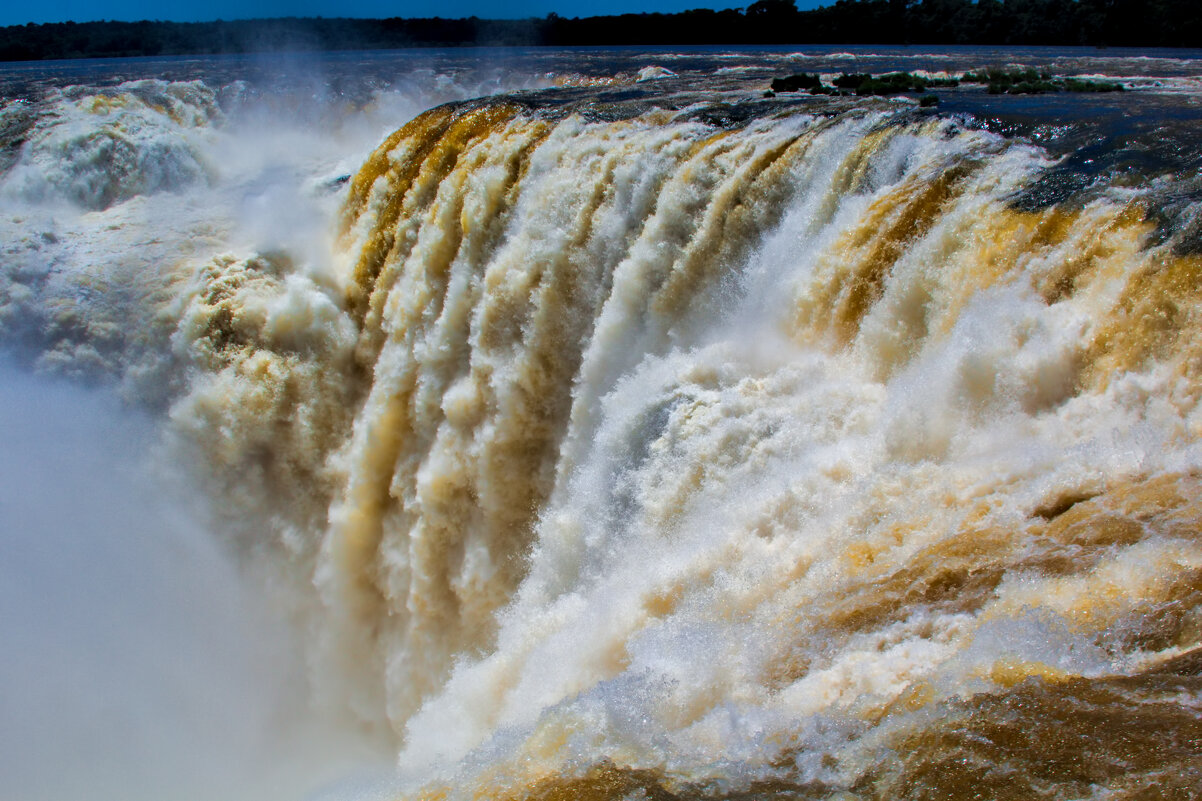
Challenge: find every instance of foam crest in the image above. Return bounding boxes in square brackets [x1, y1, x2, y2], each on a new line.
[1, 80, 220, 210]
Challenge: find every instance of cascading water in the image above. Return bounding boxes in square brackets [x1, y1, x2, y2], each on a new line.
[2, 48, 1201, 801]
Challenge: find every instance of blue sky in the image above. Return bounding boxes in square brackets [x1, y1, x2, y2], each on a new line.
[1, 0, 828, 26]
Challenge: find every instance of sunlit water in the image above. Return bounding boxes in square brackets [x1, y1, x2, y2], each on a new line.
[2, 45, 1202, 801]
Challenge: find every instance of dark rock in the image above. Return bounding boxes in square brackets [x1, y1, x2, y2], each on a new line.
[770, 73, 822, 93]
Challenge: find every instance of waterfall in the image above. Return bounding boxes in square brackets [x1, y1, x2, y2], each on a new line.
[4, 77, 1201, 800]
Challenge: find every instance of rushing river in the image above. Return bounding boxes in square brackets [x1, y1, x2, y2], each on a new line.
[2, 45, 1202, 801]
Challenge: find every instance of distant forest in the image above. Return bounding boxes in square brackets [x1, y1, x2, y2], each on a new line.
[1, 0, 1199, 61]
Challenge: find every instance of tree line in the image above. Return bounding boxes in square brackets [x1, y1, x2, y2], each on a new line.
[1, 0, 1199, 62]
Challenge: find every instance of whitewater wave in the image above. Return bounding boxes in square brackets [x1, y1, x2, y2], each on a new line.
[637, 66, 678, 81]
[0, 80, 220, 210]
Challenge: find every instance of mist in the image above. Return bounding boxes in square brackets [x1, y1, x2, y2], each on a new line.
[0, 366, 389, 801]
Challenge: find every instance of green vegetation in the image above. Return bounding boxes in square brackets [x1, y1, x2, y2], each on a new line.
[770, 73, 823, 93]
[769, 71, 957, 99]
[963, 67, 1056, 94]
[0, 0, 1200, 61]
[845, 72, 957, 95]
[832, 73, 871, 89]
[962, 67, 1123, 94]
[961, 67, 1052, 85]
[1063, 79, 1125, 93]
[767, 67, 1124, 101]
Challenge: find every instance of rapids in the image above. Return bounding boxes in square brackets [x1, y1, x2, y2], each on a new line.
[2, 47, 1202, 801]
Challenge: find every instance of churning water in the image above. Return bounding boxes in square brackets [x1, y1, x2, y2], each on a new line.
[2, 45, 1202, 801]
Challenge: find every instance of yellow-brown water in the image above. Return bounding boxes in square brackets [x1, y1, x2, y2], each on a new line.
[302, 101, 1202, 798]
[4, 78, 1202, 800]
